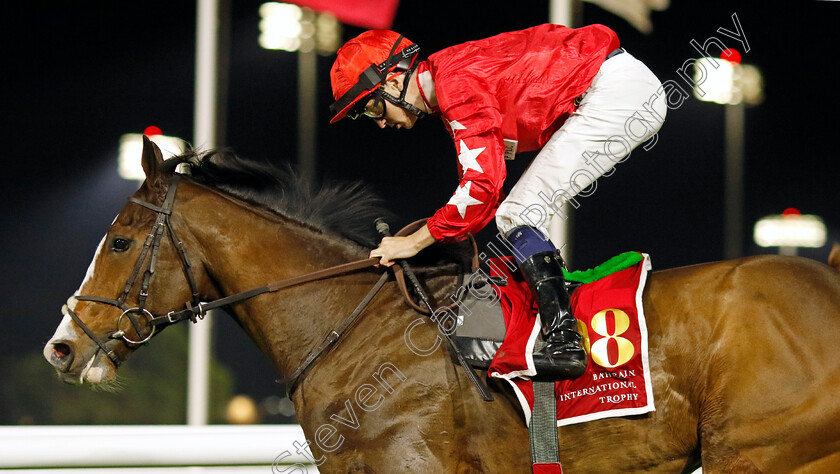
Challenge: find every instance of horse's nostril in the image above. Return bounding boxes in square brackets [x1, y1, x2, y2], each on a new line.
[53, 342, 72, 359]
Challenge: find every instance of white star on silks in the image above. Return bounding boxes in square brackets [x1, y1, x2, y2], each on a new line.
[449, 120, 466, 130]
[458, 140, 485, 174]
[447, 181, 484, 218]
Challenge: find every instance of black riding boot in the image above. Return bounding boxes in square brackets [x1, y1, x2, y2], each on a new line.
[519, 251, 588, 379]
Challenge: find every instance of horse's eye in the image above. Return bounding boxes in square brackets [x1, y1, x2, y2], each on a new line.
[111, 238, 132, 252]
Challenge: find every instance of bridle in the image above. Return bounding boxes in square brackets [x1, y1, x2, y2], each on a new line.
[66, 175, 200, 367]
[66, 173, 487, 398]
[64, 174, 403, 368]
[66, 174, 392, 369]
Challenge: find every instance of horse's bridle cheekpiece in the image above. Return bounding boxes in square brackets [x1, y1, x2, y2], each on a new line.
[66, 175, 200, 367]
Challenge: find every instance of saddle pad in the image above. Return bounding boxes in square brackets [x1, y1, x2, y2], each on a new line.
[487, 253, 655, 427]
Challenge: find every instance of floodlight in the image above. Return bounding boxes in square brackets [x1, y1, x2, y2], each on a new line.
[754, 210, 827, 248]
[118, 129, 187, 181]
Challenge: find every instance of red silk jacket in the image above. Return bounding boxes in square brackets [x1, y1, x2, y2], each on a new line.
[421, 23, 620, 241]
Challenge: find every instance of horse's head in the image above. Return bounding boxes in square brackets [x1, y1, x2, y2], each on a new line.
[44, 137, 207, 386]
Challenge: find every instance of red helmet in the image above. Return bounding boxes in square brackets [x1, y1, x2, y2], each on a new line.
[329, 30, 421, 123]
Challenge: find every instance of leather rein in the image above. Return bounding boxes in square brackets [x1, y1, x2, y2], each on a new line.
[67, 175, 475, 392]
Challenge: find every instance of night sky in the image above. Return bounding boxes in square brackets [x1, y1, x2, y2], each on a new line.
[3, 1, 838, 405]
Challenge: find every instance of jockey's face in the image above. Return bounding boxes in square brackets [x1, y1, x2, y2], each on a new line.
[371, 76, 419, 130]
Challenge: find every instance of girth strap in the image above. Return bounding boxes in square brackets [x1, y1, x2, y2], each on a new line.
[530, 380, 562, 472]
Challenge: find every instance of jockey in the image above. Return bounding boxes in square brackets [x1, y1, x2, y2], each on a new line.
[329, 25, 666, 379]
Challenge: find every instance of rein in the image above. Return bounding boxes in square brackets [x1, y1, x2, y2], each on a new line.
[67, 176, 475, 382]
[280, 219, 480, 396]
[156, 256, 383, 327]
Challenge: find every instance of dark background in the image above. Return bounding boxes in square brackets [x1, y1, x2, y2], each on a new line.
[2, 1, 838, 421]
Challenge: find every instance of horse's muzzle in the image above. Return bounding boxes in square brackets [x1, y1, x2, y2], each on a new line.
[44, 340, 75, 373]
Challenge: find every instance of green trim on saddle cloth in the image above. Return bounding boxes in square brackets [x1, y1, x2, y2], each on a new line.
[563, 251, 644, 284]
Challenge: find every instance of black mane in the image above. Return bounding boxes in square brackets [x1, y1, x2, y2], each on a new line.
[175, 149, 390, 248]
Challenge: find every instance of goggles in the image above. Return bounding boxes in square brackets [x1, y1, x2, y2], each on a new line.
[348, 93, 387, 120]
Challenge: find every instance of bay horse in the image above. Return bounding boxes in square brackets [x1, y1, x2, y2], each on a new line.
[45, 138, 840, 473]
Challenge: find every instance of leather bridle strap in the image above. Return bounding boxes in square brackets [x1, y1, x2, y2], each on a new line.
[65, 305, 122, 367]
[281, 271, 390, 396]
[153, 257, 383, 327]
[390, 219, 480, 315]
[279, 222, 483, 398]
[70, 176, 191, 365]
[154, 220, 479, 326]
[127, 177, 201, 308]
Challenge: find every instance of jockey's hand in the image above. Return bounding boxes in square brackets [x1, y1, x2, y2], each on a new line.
[370, 224, 437, 266]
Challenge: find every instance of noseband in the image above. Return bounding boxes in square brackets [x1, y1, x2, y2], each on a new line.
[66, 175, 200, 367]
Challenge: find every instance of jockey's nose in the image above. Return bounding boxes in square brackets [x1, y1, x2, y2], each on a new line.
[45, 340, 75, 373]
[374, 118, 387, 129]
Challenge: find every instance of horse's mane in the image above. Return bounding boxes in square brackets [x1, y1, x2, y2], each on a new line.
[175, 149, 390, 248]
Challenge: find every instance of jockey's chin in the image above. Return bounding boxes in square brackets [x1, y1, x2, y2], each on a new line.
[386, 108, 419, 130]
[404, 111, 421, 129]
[390, 117, 417, 130]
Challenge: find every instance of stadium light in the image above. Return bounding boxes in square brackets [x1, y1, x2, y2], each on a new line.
[693, 51, 763, 106]
[118, 127, 187, 181]
[257, 3, 341, 189]
[754, 208, 827, 256]
[693, 49, 763, 260]
[258, 2, 340, 54]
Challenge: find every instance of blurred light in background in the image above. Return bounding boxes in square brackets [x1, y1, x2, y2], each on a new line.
[693, 49, 764, 260]
[225, 395, 261, 424]
[261, 395, 296, 418]
[754, 209, 827, 255]
[313, 8, 341, 55]
[118, 127, 187, 181]
[694, 57, 735, 104]
[693, 51, 763, 105]
[259, 2, 340, 54]
[258, 2, 341, 189]
[259, 2, 303, 51]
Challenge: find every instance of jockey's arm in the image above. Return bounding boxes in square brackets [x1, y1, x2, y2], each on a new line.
[369, 224, 436, 266]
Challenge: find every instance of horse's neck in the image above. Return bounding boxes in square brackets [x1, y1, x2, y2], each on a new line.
[177, 181, 377, 375]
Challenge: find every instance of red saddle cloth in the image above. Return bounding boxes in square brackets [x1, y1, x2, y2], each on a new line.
[487, 253, 655, 426]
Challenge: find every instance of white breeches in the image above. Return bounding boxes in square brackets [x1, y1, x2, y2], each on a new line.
[495, 51, 668, 238]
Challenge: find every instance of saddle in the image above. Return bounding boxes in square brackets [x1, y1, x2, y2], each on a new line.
[451, 251, 652, 373]
[454, 278, 514, 368]
[403, 238, 653, 474]
[393, 220, 566, 371]
[452, 271, 580, 370]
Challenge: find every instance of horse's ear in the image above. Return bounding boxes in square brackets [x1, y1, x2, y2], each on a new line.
[828, 242, 840, 272]
[141, 135, 166, 189]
